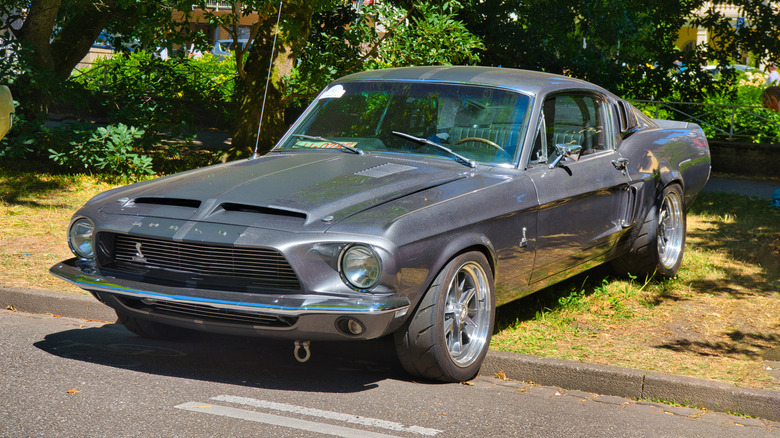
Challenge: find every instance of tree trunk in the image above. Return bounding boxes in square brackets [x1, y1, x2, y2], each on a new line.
[15, 0, 62, 112]
[50, 0, 116, 79]
[14, 0, 116, 114]
[231, 1, 314, 156]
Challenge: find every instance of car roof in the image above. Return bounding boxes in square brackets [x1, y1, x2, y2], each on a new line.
[335, 66, 609, 97]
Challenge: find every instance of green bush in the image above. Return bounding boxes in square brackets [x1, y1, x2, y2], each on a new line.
[48, 123, 154, 182]
[70, 51, 237, 134]
[632, 68, 780, 144]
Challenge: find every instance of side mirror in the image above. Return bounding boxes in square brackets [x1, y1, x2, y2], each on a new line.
[548, 144, 582, 169]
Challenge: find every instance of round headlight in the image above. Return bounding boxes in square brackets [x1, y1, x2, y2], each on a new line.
[340, 245, 381, 290]
[69, 218, 95, 259]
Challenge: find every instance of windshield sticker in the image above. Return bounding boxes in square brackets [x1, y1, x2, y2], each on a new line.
[294, 140, 357, 149]
[318, 84, 346, 99]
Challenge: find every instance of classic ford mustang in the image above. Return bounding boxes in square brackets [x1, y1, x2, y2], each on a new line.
[51, 66, 710, 382]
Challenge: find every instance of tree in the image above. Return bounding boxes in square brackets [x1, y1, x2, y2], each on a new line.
[0, 0, 196, 115]
[691, 0, 780, 66]
[196, 0, 319, 156]
[460, 1, 708, 96]
[201, 0, 484, 156]
[288, 1, 483, 104]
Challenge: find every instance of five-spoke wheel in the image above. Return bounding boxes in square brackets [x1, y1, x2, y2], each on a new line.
[394, 251, 495, 382]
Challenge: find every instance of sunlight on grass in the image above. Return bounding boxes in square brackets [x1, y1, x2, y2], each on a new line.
[493, 192, 779, 390]
[0, 171, 118, 293]
[1, 168, 778, 390]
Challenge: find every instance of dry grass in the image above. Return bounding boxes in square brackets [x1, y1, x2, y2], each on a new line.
[0, 171, 117, 293]
[1, 167, 778, 390]
[494, 191, 780, 390]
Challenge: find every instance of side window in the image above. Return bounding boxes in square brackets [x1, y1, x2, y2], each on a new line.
[543, 92, 612, 156]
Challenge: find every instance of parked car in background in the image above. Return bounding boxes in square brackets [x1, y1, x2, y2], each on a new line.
[0, 85, 13, 141]
[211, 39, 250, 60]
[50, 66, 711, 382]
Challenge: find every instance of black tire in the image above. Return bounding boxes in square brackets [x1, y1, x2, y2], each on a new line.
[394, 251, 495, 382]
[116, 310, 193, 341]
[611, 184, 686, 279]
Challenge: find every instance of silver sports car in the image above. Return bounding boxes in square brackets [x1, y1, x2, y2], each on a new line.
[51, 66, 710, 382]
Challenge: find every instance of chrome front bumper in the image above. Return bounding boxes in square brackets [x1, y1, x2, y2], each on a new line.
[50, 258, 411, 340]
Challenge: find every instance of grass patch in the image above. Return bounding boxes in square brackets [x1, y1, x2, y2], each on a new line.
[0, 164, 119, 293]
[494, 191, 780, 390]
[1, 164, 778, 390]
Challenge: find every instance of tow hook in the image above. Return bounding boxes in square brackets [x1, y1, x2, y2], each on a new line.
[293, 340, 311, 363]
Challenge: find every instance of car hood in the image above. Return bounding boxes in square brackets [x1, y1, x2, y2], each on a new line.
[95, 152, 472, 232]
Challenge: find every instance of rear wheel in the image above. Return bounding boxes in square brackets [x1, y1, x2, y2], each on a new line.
[612, 184, 686, 278]
[116, 310, 194, 341]
[394, 251, 495, 382]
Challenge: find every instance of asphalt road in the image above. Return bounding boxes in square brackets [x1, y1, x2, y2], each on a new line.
[1, 310, 777, 437]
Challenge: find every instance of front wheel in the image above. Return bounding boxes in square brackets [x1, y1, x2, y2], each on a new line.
[612, 184, 686, 278]
[394, 251, 495, 382]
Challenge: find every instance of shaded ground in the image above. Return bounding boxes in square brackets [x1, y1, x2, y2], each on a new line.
[1, 167, 778, 390]
[702, 176, 779, 200]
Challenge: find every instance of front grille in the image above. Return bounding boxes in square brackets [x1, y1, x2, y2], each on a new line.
[98, 233, 300, 292]
[118, 297, 298, 328]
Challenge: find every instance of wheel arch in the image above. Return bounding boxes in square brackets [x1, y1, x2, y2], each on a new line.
[402, 234, 498, 320]
[433, 235, 498, 283]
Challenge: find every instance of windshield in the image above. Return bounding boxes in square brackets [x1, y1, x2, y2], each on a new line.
[276, 81, 531, 166]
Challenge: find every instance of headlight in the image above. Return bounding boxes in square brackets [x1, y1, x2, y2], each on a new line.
[69, 218, 95, 259]
[340, 245, 381, 290]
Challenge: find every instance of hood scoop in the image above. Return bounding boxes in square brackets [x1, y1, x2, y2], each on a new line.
[203, 202, 308, 228]
[101, 196, 203, 220]
[132, 197, 202, 208]
[218, 202, 307, 220]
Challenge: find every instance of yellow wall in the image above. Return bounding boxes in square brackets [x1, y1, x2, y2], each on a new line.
[676, 26, 698, 51]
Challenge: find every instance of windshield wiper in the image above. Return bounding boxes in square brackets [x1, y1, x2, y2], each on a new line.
[391, 131, 475, 168]
[291, 134, 362, 155]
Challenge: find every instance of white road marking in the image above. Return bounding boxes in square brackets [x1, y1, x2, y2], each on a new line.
[175, 402, 400, 438]
[212, 395, 442, 436]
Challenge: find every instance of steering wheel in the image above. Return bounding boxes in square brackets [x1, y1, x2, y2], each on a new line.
[455, 137, 505, 152]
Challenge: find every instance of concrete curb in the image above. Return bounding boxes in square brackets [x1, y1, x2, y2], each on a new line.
[482, 350, 780, 421]
[1, 286, 116, 322]
[3, 285, 778, 421]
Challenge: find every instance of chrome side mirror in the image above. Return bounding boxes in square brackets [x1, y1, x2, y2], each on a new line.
[548, 144, 582, 169]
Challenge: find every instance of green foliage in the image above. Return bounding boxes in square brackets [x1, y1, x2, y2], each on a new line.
[632, 68, 780, 143]
[286, 1, 484, 104]
[48, 123, 154, 182]
[71, 51, 236, 133]
[370, 2, 484, 68]
[459, 0, 780, 105]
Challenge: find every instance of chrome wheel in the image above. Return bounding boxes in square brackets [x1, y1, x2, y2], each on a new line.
[657, 189, 684, 271]
[394, 251, 495, 381]
[443, 261, 491, 367]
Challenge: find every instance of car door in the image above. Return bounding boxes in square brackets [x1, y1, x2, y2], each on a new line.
[525, 91, 633, 284]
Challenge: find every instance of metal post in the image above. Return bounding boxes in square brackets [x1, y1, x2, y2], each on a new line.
[729, 107, 736, 141]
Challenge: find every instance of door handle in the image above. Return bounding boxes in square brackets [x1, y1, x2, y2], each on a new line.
[611, 158, 629, 171]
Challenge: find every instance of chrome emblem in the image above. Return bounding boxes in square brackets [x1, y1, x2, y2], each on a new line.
[131, 242, 148, 263]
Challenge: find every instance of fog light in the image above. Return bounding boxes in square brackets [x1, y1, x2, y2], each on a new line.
[347, 319, 364, 335]
[336, 317, 365, 336]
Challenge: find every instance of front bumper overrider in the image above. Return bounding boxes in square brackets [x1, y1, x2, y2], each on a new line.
[50, 258, 411, 340]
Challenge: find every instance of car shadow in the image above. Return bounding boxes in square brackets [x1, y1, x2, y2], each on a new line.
[34, 322, 410, 393]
